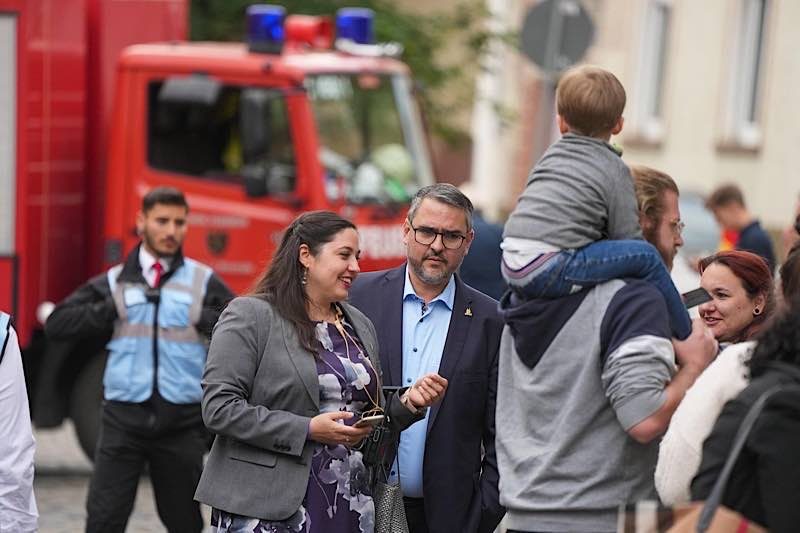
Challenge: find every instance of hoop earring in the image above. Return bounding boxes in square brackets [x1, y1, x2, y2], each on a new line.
[753, 307, 762, 316]
[301, 267, 308, 286]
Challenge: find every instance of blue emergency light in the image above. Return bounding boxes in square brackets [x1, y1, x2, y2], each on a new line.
[336, 8, 375, 44]
[246, 4, 286, 54]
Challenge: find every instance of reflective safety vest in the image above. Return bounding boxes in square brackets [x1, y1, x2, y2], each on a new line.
[105, 258, 212, 404]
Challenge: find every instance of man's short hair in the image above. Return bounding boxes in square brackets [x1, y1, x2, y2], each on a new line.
[407, 183, 474, 231]
[556, 65, 626, 137]
[142, 186, 189, 213]
[705, 183, 745, 209]
[631, 165, 679, 227]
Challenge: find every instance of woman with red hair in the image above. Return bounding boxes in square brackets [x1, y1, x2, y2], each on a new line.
[697, 250, 774, 344]
[655, 250, 774, 505]
[690, 244, 800, 529]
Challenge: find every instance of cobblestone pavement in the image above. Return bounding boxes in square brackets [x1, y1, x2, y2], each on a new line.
[34, 422, 211, 532]
[34, 422, 508, 532]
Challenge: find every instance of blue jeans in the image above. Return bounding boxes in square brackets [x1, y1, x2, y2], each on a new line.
[510, 239, 692, 339]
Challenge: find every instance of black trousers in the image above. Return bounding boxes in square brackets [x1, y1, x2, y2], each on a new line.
[404, 497, 429, 533]
[85, 413, 205, 533]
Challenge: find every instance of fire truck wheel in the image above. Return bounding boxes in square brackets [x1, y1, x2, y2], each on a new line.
[69, 351, 106, 461]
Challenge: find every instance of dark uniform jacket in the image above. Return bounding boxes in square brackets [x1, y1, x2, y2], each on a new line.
[45, 244, 233, 433]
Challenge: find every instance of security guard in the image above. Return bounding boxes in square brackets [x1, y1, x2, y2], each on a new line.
[46, 187, 233, 533]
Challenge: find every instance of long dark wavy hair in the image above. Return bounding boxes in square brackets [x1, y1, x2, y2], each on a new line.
[748, 243, 800, 377]
[778, 241, 800, 307]
[749, 301, 800, 378]
[249, 211, 356, 353]
[698, 250, 775, 343]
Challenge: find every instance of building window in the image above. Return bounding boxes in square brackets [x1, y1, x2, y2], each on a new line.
[724, 0, 769, 148]
[0, 14, 16, 255]
[632, 0, 671, 143]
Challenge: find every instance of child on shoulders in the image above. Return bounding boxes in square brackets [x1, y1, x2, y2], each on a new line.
[502, 65, 691, 339]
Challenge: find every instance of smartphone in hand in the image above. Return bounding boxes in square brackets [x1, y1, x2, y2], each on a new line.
[682, 287, 712, 309]
[353, 415, 384, 429]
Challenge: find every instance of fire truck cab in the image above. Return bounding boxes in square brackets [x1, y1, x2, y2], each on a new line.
[2, 2, 433, 459]
[107, 8, 433, 291]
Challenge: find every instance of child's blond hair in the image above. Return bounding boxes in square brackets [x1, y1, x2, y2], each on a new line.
[556, 65, 626, 138]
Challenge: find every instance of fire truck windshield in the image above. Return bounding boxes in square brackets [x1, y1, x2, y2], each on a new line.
[306, 73, 434, 205]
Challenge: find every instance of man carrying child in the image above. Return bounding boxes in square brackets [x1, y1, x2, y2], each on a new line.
[495, 65, 717, 532]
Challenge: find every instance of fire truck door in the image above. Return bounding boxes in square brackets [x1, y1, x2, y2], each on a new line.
[0, 14, 17, 313]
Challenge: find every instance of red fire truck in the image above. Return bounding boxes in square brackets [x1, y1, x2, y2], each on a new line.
[1, 0, 433, 457]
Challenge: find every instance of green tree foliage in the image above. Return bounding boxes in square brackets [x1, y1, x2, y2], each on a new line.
[190, 0, 491, 144]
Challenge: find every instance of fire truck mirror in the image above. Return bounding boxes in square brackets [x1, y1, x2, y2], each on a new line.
[240, 88, 281, 158]
[243, 165, 268, 197]
[158, 74, 222, 106]
[240, 88, 297, 198]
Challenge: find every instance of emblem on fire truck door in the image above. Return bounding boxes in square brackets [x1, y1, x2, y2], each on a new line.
[207, 231, 228, 256]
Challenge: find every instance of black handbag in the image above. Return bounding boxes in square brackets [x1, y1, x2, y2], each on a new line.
[370, 424, 408, 533]
[358, 388, 403, 488]
[355, 386, 409, 533]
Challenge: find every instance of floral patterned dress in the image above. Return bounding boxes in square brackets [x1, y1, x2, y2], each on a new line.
[211, 317, 381, 533]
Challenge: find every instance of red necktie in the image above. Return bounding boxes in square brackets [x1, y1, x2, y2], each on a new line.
[151, 262, 164, 288]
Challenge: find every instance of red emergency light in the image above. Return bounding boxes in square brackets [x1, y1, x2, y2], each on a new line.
[285, 15, 334, 50]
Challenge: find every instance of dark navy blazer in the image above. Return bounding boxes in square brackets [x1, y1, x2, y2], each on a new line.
[349, 264, 505, 533]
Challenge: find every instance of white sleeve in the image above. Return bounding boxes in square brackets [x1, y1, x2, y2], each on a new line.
[500, 237, 561, 270]
[654, 341, 754, 505]
[0, 326, 39, 532]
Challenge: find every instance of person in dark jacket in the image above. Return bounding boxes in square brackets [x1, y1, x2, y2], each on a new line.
[349, 184, 505, 533]
[706, 183, 776, 272]
[691, 244, 800, 532]
[46, 187, 233, 533]
[457, 182, 505, 300]
[459, 210, 505, 300]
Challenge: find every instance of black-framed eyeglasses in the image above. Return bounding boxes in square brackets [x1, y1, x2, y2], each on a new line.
[409, 223, 467, 250]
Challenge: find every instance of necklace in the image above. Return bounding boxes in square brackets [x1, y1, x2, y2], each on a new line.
[309, 300, 337, 323]
[318, 306, 381, 413]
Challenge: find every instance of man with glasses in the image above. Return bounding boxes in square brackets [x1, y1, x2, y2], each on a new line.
[496, 165, 717, 533]
[349, 183, 505, 533]
[634, 165, 686, 272]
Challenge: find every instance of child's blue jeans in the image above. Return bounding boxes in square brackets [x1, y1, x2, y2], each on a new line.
[505, 239, 692, 339]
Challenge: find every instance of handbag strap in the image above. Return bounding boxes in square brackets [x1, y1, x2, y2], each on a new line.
[379, 428, 402, 486]
[696, 380, 800, 531]
[374, 388, 403, 487]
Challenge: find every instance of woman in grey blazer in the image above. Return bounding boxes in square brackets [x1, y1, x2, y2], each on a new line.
[195, 211, 447, 533]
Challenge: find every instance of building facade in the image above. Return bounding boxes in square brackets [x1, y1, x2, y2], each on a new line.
[465, 0, 798, 236]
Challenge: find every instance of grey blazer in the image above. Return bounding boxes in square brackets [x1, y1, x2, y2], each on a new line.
[194, 296, 419, 520]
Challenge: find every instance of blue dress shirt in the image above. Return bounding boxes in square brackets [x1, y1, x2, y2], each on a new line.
[392, 267, 455, 498]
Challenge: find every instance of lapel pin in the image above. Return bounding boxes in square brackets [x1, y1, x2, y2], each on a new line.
[465, 307, 473, 317]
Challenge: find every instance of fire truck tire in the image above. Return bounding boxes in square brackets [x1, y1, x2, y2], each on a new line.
[69, 351, 106, 461]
